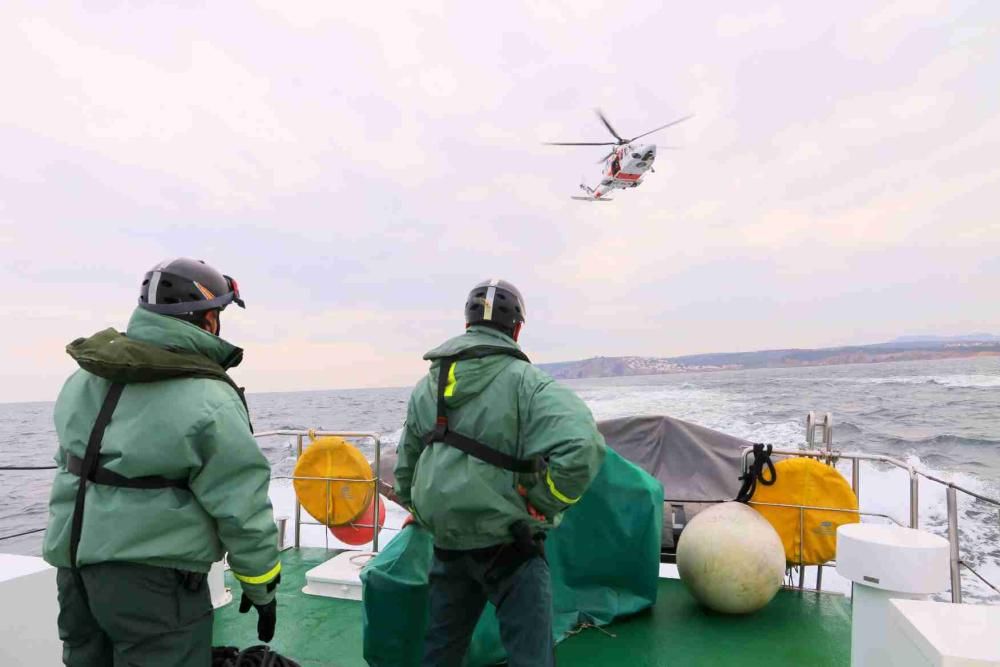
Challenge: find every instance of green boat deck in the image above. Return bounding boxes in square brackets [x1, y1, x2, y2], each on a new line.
[214, 548, 852, 666]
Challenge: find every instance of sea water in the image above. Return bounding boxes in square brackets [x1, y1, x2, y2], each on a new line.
[2, 356, 997, 600]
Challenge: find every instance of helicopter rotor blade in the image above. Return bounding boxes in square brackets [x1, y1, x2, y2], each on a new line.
[627, 115, 694, 143]
[595, 109, 626, 143]
[543, 141, 619, 146]
[596, 150, 615, 164]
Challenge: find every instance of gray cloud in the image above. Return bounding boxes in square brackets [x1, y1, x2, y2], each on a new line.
[1, 0, 998, 401]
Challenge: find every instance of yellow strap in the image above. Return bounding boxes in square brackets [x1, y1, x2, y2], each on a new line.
[546, 470, 580, 505]
[443, 362, 458, 397]
[232, 561, 282, 585]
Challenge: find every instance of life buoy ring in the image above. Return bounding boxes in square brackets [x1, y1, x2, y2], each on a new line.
[750, 457, 859, 565]
[293, 434, 373, 526]
[331, 494, 387, 546]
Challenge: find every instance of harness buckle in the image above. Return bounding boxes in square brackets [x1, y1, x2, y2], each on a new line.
[432, 416, 448, 442]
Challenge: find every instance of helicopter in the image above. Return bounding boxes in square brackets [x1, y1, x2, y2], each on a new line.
[545, 110, 692, 201]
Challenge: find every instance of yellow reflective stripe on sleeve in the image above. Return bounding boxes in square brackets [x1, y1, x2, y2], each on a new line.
[443, 362, 458, 397]
[546, 470, 580, 505]
[232, 561, 282, 585]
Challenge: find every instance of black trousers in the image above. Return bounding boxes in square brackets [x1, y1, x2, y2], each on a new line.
[56, 562, 213, 667]
[422, 550, 554, 667]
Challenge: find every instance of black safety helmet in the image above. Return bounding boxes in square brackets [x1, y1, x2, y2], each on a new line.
[138, 258, 245, 324]
[465, 278, 526, 336]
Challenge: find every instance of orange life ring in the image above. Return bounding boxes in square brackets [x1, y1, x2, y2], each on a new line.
[293, 435, 373, 526]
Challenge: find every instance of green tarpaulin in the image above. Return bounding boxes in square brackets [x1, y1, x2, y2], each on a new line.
[361, 449, 664, 666]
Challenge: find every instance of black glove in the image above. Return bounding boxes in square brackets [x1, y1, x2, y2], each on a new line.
[238, 574, 280, 643]
[239, 594, 276, 642]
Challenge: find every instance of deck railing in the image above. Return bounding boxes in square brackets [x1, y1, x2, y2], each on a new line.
[6, 419, 996, 603]
[735, 444, 1000, 603]
[0, 429, 387, 553]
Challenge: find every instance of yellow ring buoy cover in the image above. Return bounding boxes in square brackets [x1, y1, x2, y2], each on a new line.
[751, 457, 859, 565]
[293, 435, 374, 527]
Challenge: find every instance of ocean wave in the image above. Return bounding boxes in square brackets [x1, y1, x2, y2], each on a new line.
[832, 420, 863, 436]
[919, 454, 991, 470]
[842, 454, 999, 602]
[887, 433, 1000, 449]
[857, 374, 1000, 388]
[5, 358, 999, 599]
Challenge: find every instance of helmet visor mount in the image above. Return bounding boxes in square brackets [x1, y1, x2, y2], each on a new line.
[224, 275, 245, 309]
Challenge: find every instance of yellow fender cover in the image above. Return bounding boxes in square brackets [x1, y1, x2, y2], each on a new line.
[293, 435, 374, 527]
[751, 457, 859, 565]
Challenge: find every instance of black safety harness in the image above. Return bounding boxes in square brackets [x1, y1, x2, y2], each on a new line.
[420, 345, 548, 570]
[67, 373, 251, 582]
[420, 346, 542, 474]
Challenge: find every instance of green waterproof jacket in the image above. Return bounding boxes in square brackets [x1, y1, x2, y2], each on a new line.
[43, 307, 280, 604]
[394, 325, 606, 550]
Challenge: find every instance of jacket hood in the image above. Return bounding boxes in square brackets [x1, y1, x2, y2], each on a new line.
[423, 325, 524, 361]
[65, 307, 243, 384]
[127, 307, 243, 368]
[423, 325, 529, 409]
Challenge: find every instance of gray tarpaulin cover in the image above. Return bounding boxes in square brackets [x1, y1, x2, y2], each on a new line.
[597, 415, 750, 548]
[378, 414, 749, 548]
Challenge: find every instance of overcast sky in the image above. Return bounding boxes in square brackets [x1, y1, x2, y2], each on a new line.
[1, 1, 998, 402]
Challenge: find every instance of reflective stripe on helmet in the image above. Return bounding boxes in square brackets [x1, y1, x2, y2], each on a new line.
[146, 271, 162, 305]
[483, 285, 496, 321]
[193, 281, 216, 300]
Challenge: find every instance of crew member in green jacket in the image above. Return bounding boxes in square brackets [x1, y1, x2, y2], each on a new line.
[394, 279, 606, 667]
[43, 258, 281, 666]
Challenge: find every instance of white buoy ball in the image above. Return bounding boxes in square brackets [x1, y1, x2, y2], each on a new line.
[676, 501, 785, 614]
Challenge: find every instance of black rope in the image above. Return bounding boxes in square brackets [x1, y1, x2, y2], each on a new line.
[0, 465, 57, 470]
[736, 443, 777, 503]
[662, 498, 731, 504]
[213, 646, 300, 667]
[0, 526, 46, 542]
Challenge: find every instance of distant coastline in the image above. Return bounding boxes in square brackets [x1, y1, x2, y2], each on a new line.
[538, 335, 1000, 380]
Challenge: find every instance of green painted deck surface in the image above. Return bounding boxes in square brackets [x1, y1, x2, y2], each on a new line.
[214, 548, 852, 667]
[214, 548, 365, 667]
[557, 577, 852, 667]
